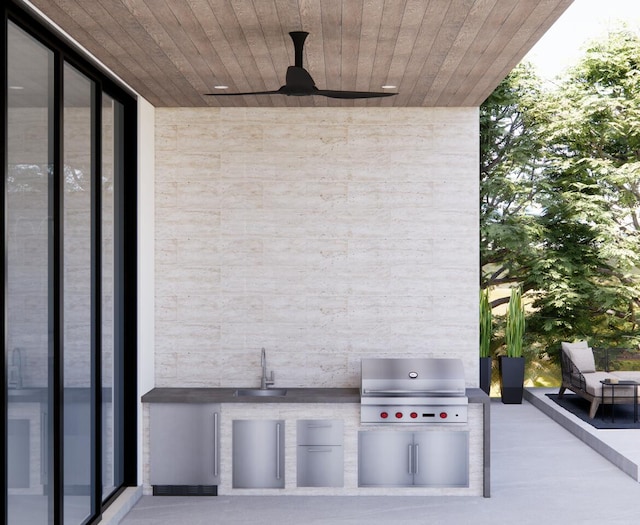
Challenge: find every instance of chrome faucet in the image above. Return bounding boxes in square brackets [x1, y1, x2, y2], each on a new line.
[260, 348, 275, 389]
[8, 348, 23, 389]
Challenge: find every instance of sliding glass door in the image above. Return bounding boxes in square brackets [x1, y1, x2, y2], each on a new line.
[101, 94, 124, 502]
[62, 61, 94, 525]
[6, 20, 54, 525]
[3, 4, 137, 524]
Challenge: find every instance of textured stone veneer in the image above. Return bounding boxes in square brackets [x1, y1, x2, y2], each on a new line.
[154, 107, 479, 387]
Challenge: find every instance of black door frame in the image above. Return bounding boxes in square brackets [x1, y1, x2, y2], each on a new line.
[1, 2, 138, 523]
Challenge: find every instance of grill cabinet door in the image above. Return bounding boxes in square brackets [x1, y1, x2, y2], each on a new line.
[413, 431, 469, 487]
[358, 431, 414, 487]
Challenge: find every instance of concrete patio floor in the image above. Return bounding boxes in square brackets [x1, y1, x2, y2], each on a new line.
[117, 394, 640, 525]
[525, 387, 640, 481]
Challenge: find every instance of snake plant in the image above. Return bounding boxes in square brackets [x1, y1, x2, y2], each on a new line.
[480, 289, 492, 358]
[505, 287, 525, 358]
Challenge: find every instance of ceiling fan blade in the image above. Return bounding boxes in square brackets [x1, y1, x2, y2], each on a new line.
[205, 90, 282, 96]
[315, 90, 396, 99]
[205, 30, 398, 100]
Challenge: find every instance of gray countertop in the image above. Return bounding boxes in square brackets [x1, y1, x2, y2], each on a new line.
[141, 387, 489, 404]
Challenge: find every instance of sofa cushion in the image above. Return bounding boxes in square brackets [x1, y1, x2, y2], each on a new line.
[582, 372, 620, 396]
[561, 341, 589, 350]
[610, 372, 640, 397]
[582, 372, 638, 397]
[562, 341, 595, 373]
[611, 371, 640, 382]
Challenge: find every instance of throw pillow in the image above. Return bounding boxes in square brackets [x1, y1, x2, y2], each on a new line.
[561, 341, 595, 373]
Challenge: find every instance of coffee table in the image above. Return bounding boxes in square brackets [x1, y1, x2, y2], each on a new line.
[600, 379, 638, 423]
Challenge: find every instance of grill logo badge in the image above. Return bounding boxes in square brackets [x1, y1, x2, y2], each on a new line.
[408, 371, 418, 379]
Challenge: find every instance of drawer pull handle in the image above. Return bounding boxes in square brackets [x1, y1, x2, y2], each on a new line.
[276, 423, 282, 480]
[213, 412, 219, 477]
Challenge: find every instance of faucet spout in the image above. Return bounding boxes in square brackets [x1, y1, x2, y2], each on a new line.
[8, 348, 23, 389]
[260, 347, 275, 389]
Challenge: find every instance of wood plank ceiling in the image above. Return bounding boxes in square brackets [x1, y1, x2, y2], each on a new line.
[24, 0, 573, 107]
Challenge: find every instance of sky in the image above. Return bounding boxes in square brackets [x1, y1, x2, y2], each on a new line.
[524, 0, 640, 81]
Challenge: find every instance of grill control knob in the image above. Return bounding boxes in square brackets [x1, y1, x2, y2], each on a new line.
[410, 412, 418, 419]
[395, 412, 403, 419]
[380, 412, 388, 419]
[440, 412, 448, 419]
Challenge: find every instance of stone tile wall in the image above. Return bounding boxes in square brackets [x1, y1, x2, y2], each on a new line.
[154, 107, 479, 387]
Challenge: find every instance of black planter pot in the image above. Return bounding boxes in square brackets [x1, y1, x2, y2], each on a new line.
[499, 356, 525, 404]
[479, 357, 492, 395]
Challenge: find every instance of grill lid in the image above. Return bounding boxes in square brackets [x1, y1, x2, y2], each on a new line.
[360, 358, 466, 398]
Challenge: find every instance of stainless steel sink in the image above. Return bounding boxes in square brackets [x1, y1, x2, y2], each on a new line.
[234, 388, 288, 397]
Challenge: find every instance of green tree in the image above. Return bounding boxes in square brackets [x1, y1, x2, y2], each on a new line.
[480, 63, 558, 384]
[480, 30, 640, 373]
[535, 30, 640, 348]
[480, 63, 547, 304]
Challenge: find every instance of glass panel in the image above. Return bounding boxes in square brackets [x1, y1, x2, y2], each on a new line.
[101, 94, 123, 500]
[63, 62, 94, 524]
[6, 21, 54, 525]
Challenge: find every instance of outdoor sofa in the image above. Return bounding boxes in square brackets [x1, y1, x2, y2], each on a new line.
[559, 341, 640, 419]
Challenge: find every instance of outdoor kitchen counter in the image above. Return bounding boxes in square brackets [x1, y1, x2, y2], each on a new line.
[142, 387, 490, 497]
[141, 387, 360, 403]
[142, 387, 488, 405]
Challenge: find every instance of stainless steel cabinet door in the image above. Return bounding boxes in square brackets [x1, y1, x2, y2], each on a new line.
[150, 404, 220, 485]
[297, 446, 344, 487]
[233, 420, 285, 488]
[413, 431, 468, 487]
[358, 431, 414, 487]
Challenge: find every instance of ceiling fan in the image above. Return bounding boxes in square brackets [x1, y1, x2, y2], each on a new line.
[206, 31, 396, 100]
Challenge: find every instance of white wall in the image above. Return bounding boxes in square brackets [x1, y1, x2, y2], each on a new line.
[137, 98, 155, 481]
[154, 107, 479, 388]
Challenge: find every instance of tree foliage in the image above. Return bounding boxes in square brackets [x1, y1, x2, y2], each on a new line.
[480, 63, 547, 303]
[481, 30, 640, 363]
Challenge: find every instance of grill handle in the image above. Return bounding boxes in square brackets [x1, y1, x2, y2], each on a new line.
[362, 389, 463, 396]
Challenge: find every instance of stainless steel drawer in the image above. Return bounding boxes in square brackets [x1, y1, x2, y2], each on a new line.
[297, 446, 344, 487]
[297, 420, 343, 446]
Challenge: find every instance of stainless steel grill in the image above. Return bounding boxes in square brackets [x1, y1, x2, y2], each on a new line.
[360, 358, 468, 424]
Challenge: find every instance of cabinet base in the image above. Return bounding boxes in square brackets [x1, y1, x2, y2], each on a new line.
[152, 485, 217, 496]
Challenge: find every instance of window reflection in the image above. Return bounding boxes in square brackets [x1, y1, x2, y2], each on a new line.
[63, 62, 94, 525]
[101, 95, 123, 499]
[5, 15, 132, 525]
[6, 21, 54, 525]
